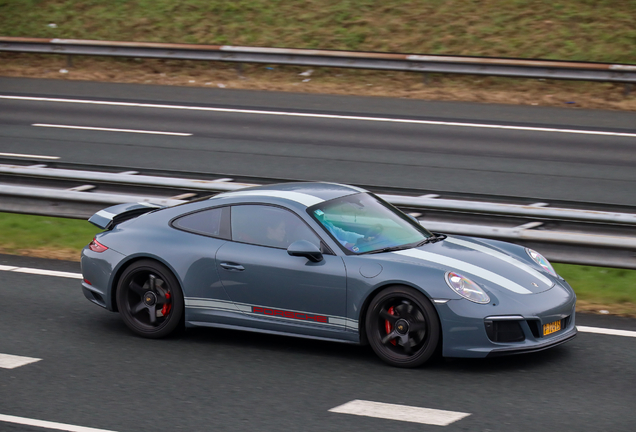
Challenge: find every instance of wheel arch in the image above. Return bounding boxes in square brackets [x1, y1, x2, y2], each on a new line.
[109, 254, 183, 313]
[357, 281, 442, 346]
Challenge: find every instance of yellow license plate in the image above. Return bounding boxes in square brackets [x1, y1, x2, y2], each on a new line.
[543, 320, 562, 336]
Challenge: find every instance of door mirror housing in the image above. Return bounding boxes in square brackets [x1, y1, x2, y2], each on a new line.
[287, 240, 323, 262]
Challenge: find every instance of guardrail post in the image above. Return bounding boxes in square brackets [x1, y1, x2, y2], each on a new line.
[625, 84, 633, 96]
[66, 54, 73, 68]
[236, 62, 244, 78]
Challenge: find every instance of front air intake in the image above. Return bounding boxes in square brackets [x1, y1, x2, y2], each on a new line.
[484, 320, 525, 343]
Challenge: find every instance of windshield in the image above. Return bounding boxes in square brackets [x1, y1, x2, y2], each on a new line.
[308, 193, 432, 254]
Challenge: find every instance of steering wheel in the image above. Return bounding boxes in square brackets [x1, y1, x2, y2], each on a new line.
[357, 224, 383, 245]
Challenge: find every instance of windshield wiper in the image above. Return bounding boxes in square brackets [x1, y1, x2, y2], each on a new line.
[360, 244, 414, 254]
[359, 234, 447, 255]
[416, 233, 447, 246]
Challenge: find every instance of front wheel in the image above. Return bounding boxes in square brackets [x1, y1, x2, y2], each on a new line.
[116, 260, 184, 338]
[365, 286, 440, 368]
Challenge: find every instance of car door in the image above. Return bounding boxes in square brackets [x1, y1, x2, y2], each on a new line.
[168, 206, 235, 323]
[215, 204, 349, 337]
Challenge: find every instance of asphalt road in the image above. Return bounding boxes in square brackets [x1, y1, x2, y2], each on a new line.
[1, 77, 635, 206]
[1, 254, 635, 432]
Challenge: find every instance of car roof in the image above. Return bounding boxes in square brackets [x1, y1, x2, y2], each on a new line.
[211, 182, 367, 208]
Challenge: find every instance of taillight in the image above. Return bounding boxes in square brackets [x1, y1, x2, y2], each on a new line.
[89, 238, 108, 253]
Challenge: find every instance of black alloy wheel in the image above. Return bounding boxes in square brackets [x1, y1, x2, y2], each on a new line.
[365, 286, 440, 368]
[116, 259, 184, 338]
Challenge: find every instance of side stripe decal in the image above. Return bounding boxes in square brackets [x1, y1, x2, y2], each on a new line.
[445, 237, 553, 287]
[392, 249, 533, 294]
[185, 297, 358, 329]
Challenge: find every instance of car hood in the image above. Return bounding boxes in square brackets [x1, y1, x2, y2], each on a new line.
[377, 236, 555, 295]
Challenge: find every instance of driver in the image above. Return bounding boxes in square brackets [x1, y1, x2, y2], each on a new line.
[314, 209, 365, 251]
[265, 219, 287, 248]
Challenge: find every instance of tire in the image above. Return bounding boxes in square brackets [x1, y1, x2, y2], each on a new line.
[116, 259, 184, 339]
[365, 285, 440, 368]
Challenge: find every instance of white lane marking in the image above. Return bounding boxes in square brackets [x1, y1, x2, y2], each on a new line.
[213, 190, 325, 207]
[445, 237, 553, 287]
[578, 326, 636, 338]
[0, 354, 42, 369]
[0, 414, 118, 432]
[393, 249, 532, 294]
[32, 123, 192, 136]
[2, 265, 636, 339]
[0, 265, 82, 279]
[329, 400, 470, 426]
[0, 152, 60, 160]
[1, 95, 633, 138]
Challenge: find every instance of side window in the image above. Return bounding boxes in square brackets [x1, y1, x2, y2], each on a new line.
[231, 205, 321, 249]
[172, 207, 229, 239]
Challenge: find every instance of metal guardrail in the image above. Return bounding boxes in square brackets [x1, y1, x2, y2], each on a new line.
[1, 164, 635, 269]
[2, 164, 636, 226]
[1, 37, 636, 83]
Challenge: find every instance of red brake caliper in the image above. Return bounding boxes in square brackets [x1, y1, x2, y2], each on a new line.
[384, 306, 397, 345]
[161, 292, 172, 316]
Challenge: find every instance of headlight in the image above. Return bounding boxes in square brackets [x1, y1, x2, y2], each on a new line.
[445, 272, 490, 304]
[526, 248, 557, 277]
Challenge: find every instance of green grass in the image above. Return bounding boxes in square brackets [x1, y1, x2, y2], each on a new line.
[1, 0, 635, 63]
[1, 211, 634, 313]
[554, 263, 636, 307]
[0, 212, 99, 257]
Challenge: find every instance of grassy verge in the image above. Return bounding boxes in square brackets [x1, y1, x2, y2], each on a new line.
[2, 1, 635, 63]
[0, 212, 99, 261]
[1, 211, 634, 316]
[1, 1, 635, 111]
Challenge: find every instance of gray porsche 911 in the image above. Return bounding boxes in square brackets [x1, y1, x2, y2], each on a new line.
[81, 182, 576, 367]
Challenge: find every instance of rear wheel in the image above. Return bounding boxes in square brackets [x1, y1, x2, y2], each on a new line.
[116, 260, 184, 338]
[365, 286, 440, 368]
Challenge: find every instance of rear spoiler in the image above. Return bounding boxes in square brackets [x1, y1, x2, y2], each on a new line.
[88, 202, 164, 230]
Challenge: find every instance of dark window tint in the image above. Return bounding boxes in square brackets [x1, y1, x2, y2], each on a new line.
[231, 205, 320, 249]
[173, 207, 228, 238]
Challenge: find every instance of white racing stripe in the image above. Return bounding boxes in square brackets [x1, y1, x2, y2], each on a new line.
[32, 123, 192, 136]
[445, 237, 553, 287]
[1, 95, 634, 138]
[0, 152, 60, 159]
[0, 414, 118, 432]
[213, 190, 325, 207]
[393, 249, 533, 294]
[0, 354, 41, 369]
[329, 400, 470, 426]
[577, 326, 636, 338]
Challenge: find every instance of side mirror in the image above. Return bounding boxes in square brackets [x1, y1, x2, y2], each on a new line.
[287, 240, 323, 262]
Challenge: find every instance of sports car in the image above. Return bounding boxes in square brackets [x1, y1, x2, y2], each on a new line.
[81, 182, 576, 367]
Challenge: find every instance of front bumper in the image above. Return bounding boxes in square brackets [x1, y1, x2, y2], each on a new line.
[486, 325, 577, 357]
[437, 279, 577, 358]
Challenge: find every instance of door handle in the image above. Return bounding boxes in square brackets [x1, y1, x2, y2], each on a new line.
[220, 262, 245, 271]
